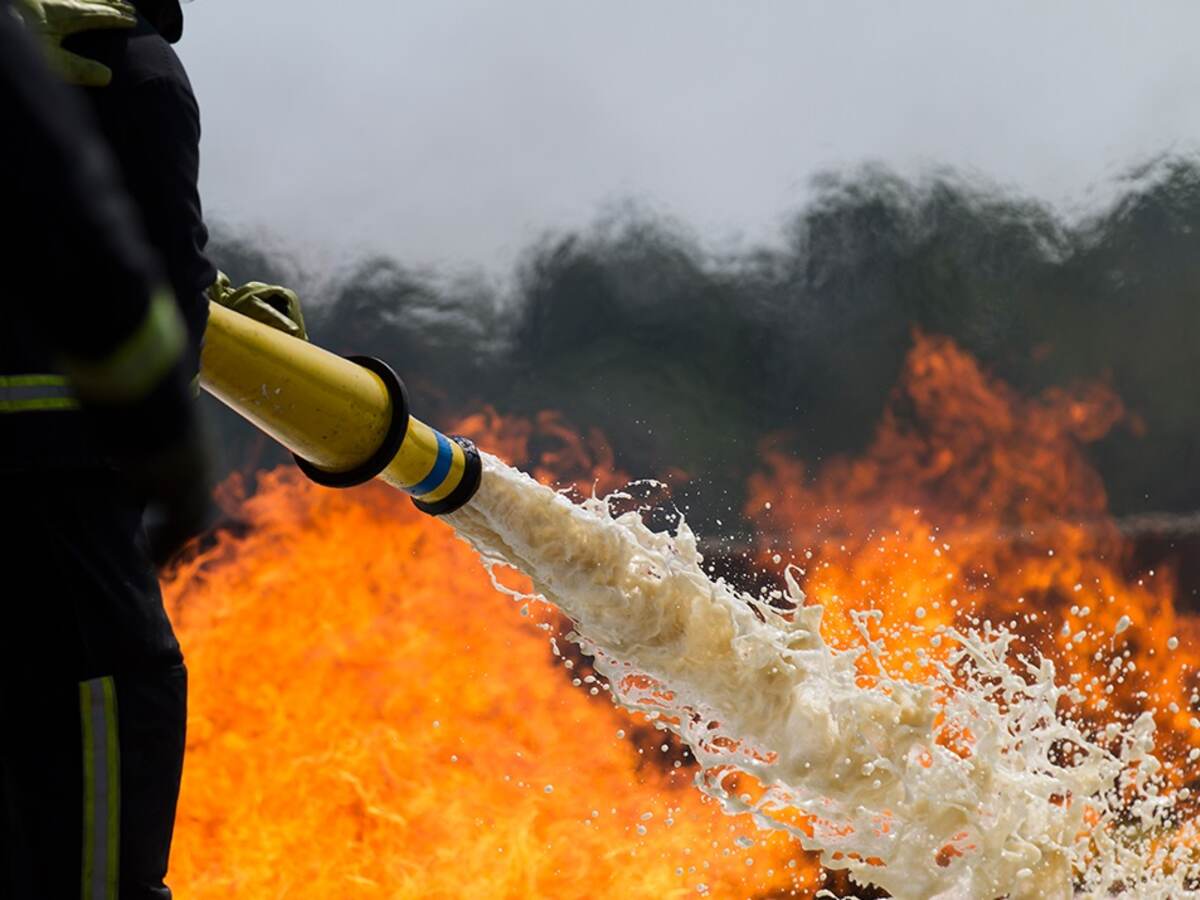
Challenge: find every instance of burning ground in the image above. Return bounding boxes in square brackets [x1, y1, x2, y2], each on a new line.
[164, 328, 1200, 897]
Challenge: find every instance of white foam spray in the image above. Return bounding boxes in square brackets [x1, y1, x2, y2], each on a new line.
[447, 454, 1199, 898]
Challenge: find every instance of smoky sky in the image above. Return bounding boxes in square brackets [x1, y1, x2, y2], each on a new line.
[182, 1, 1200, 273]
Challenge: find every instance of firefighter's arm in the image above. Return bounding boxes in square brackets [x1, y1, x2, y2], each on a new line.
[112, 79, 308, 355]
[98, 39, 307, 343]
[117, 73, 215, 363]
[115, 74, 314, 373]
[1, 9, 212, 561]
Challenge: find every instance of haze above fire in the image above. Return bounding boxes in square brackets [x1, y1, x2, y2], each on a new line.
[184, 0, 1200, 271]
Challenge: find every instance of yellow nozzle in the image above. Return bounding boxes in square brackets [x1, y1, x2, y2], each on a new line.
[199, 302, 480, 514]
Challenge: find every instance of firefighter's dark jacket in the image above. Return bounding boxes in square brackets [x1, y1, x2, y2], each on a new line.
[0, 10, 216, 472]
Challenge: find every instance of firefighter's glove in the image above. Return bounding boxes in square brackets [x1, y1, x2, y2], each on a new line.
[14, 0, 136, 87]
[208, 272, 308, 341]
[134, 424, 215, 567]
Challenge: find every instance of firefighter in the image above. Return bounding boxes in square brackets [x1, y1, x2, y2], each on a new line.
[3, 1, 306, 894]
[0, 2, 211, 898]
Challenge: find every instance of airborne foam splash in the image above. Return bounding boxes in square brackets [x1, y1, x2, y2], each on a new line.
[448, 453, 1200, 899]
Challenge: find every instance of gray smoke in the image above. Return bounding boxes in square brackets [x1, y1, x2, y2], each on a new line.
[203, 158, 1200, 535]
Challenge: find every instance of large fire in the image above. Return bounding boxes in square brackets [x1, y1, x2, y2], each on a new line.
[163, 332, 1197, 897]
[162, 468, 813, 897]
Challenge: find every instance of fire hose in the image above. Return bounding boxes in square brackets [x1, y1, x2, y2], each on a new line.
[199, 301, 481, 515]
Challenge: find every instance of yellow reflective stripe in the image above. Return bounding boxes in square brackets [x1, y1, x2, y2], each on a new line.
[0, 397, 80, 411]
[0, 375, 80, 412]
[80, 677, 120, 900]
[80, 682, 95, 900]
[0, 375, 70, 387]
[63, 289, 185, 403]
[415, 440, 466, 504]
[102, 678, 120, 900]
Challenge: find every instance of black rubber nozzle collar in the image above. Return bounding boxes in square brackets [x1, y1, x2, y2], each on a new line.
[293, 356, 410, 489]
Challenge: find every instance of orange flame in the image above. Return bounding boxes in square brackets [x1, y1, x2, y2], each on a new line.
[748, 332, 1200, 788]
[164, 454, 815, 897]
[164, 331, 1199, 897]
[453, 406, 634, 497]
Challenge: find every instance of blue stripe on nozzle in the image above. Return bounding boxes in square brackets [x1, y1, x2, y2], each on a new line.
[410, 430, 453, 496]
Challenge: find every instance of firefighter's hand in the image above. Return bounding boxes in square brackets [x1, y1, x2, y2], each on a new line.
[14, 0, 136, 87]
[133, 426, 216, 567]
[209, 272, 308, 341]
